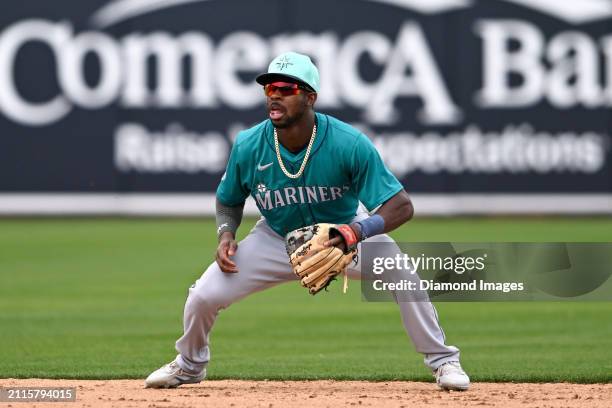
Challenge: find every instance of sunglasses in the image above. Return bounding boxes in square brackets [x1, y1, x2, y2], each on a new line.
[264, 82, 311, 97]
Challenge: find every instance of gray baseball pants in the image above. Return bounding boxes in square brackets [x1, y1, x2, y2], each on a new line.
[175, 213, 460, 375]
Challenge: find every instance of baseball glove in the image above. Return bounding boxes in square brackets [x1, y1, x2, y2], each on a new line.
[285, 223, 358, 295]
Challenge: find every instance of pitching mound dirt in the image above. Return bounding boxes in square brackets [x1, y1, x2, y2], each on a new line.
[1, 379, 610, 408]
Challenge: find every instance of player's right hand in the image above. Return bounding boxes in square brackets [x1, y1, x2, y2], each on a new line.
[216, 232, 238, 273]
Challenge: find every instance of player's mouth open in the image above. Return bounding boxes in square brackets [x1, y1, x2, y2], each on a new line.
[269, 109, 284, 120]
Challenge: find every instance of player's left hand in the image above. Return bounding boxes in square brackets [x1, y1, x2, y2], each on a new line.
[286, 223, 359, 295]
[324, 223, 361, 252]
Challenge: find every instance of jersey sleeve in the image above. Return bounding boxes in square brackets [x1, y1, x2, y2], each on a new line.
[216, 141, 249, 206]
[350, 133, 403, 211]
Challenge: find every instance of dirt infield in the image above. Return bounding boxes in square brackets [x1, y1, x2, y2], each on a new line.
[1, 379, 610, 408]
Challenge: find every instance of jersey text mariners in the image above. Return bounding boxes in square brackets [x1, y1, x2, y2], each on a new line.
[217, 113, 403, 236]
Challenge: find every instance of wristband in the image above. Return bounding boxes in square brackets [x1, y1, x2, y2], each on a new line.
[355, 214, 385, 241]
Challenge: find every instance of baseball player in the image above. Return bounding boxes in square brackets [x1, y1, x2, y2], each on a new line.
[145, 51, 470, 391]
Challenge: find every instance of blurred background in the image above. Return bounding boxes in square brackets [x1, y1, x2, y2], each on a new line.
[1, 0, 611, 382]
[0, 0, 610, 214]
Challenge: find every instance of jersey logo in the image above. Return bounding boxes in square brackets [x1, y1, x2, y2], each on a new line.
[257, 162, 273, 171]
[255, 185, 350, 211]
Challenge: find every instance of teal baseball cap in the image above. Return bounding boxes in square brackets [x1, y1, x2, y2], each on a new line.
[256, 51, 320, 93]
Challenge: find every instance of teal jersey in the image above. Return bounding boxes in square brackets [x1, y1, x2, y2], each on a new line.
[217, 113, 403, 237]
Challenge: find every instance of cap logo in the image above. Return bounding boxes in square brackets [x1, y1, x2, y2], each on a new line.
[275, 55, 293, 70]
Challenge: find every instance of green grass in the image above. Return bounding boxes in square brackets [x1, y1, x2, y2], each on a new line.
[0, 217, 611, 382]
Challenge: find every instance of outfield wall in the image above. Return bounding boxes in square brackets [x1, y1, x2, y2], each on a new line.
[1, 194, 610, 216]
[1, 0, 611, 215]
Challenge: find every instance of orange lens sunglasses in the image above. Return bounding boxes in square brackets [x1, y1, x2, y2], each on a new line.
[264, 82, 309, 97]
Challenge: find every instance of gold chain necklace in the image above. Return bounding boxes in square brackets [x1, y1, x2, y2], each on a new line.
[274, 123, 317, 179]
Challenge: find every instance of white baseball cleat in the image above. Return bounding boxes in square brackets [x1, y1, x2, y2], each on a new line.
[144, 360, 205, 389]
[433, 361, 470, 391]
